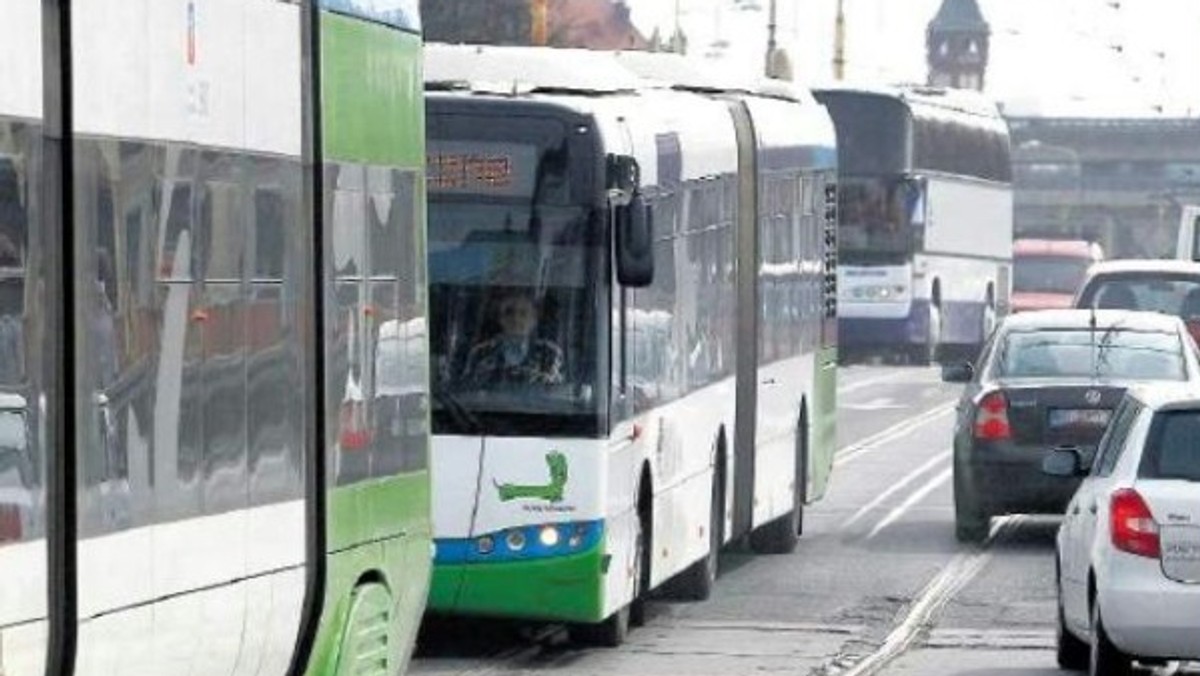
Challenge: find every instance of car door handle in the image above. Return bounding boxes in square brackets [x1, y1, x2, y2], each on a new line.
[762, 378, 778, 386]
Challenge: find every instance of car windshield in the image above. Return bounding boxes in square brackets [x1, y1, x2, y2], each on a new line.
[1013, 255, 1090, 295]
[1143, 411, 1200, 482]
[994, 329, 1185, 380]
[1082, 274, 1200, 318]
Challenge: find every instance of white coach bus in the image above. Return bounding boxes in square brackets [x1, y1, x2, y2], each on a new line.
[815, 85, 1013, 364]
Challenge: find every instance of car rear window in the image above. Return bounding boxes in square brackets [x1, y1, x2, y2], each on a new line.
[1083, 275, 1200, 318]
[1142, 411, 1200, 482]
[994, 329, 1185, 381]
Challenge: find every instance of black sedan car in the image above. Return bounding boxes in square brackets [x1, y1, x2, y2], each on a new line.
[942, 309, 1200, 542]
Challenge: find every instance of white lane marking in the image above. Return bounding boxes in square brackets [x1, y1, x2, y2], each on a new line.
[865, 467, 953, 540]
[835, 402, 956, 468]
[838, 368, 928, 396]
[841, 450, 952, 529]
[837, 518, 1024, 676]
[843, 397, 908, 412]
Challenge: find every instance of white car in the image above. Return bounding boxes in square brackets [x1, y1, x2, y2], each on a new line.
[1046, 384, 1200, 675]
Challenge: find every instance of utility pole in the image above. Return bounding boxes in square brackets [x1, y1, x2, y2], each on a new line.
[531, 0, 549, 46]
[833, 0, 847, 80]
[766, 0, 778, 73]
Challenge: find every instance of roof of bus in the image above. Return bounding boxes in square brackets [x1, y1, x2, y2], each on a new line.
[425, 43, 642, 96]
[609, 51, 818, 105]
[814, 83, 1004, 121]
[1013, 238, 1103, 258]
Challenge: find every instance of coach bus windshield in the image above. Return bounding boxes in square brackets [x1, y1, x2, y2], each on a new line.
[426, 115, 606, 438]
[838, 178, 914, 264]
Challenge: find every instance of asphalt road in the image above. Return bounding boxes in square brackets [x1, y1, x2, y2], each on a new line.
[411, 366, 1197, 676]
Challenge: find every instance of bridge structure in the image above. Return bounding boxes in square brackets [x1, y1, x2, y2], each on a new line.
[1009, 116, 1200, 258]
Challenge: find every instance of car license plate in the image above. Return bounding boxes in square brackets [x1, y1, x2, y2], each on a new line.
[1161, 526, 1200, 584]
[1048, 409, 1111, 429]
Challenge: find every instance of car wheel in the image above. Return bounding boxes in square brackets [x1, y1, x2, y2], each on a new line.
[1089, 603, 1134, 676]
[1056, 570, 1088, 670]
[953, 470, 989, 544]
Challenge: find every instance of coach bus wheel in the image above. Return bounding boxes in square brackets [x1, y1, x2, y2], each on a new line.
[926, 302, 944, 365]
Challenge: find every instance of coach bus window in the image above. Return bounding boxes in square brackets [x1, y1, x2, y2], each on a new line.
[427, 117, 604, 437]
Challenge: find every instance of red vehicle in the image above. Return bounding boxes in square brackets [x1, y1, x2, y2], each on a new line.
[1012, 239, 1104, 313]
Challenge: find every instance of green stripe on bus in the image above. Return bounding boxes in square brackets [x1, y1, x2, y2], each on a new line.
[428, 544, 606, 623]
[321, 12, 424, 166]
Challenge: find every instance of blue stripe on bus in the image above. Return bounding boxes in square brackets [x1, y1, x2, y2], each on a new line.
[434, 520, 604, 565]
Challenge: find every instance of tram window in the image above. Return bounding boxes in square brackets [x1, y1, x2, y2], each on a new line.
[200, 180, 245, 281]
[367, 166, 402, 279]
[331, 164, 366, 279]
[253, 188, 287, 281]
[158, 180, 195, 281]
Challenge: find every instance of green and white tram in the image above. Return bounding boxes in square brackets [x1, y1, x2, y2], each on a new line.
[423, 46, 839, 644]
[0, 1, 430, 674]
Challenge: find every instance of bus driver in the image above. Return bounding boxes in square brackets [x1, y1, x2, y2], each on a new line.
[461, 291, 564, 388]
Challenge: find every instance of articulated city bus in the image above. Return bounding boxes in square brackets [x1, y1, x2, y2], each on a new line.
[815, 86, 1013, 364]
[423, 45, 838, 645]
[0, 1, 430, 674]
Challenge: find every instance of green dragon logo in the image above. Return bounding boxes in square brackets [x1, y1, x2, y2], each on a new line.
[495, 451, 569, 503]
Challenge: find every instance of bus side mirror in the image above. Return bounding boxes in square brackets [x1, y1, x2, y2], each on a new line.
[616, 193, 654, 288]
[902, 176, 929, 228]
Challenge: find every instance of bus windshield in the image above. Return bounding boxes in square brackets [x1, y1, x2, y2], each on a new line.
[426, 116, 606, 438]
[838, 177, 913, 263]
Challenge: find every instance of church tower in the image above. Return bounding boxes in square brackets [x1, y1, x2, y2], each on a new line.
[926, 0, 990, 91]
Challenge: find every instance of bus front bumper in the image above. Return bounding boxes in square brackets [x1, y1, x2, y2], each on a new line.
[428, 539, 607, 623]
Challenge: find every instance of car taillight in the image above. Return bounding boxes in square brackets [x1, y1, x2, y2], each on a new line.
[974, 391, 1012, 441]
[1111, 488, 1160, 559]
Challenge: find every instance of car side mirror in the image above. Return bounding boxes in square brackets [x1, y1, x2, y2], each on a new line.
[1042, 446, 1086, 478]
[616, 193, 654, 288]
[941, 361, 974, 383]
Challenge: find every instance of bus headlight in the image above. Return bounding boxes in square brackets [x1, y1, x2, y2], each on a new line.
[477, 535, 495, 555]
[538, 525, 561, 548]
[506, 530, 526, 552]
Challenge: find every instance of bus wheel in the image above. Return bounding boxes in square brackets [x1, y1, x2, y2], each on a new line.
[664, 464, 722, 601]
[925, 302, 943, 365]
[795, 413, 809, 537]
[575, 516, 642, 646]
[750, 446, 800, 554]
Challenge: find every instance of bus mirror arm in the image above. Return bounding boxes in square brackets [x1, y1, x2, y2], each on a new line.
[607, 155, 639, 207]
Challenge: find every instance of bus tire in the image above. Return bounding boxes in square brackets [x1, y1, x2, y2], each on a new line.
[750, 443, 801, 554]
[795, 411, 808, 537]
[575, 513, 643, 647]
[664, 464, 722, 601]
[926, 301, 943, 365]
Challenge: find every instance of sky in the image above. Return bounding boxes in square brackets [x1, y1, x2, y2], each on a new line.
[624, 0, 1200, 118]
